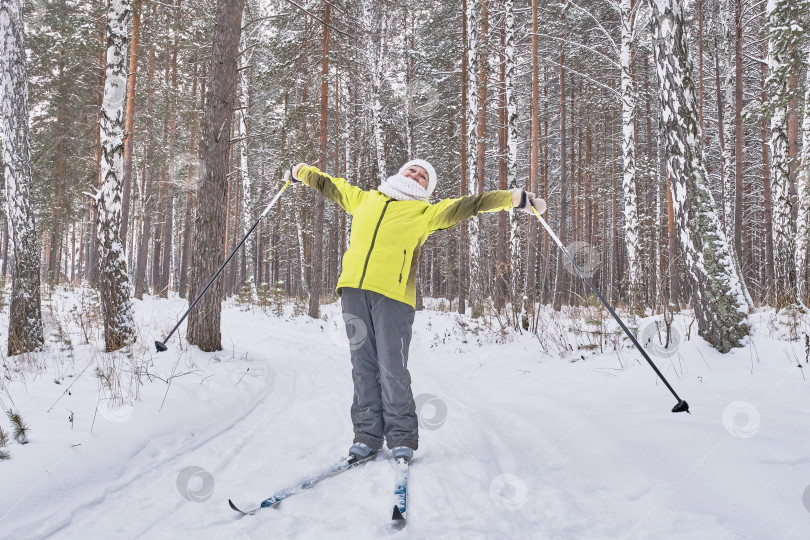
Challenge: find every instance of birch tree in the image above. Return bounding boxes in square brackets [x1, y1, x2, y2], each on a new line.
[0, 0, 43, 355]
[466, 0, 482, 314]
[765, 0, 801, 305]
[620, 0, 639, 299]
[505, 0, 521, 311]
[647, 0, 748, 352]
[796, 50, 810, 306]
[363, 1, 387, 182]
[96, 0, 136, 351]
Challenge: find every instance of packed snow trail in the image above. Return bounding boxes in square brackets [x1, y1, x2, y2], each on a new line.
[0, 295, 808, 539]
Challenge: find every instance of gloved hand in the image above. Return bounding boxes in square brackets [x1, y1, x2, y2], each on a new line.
[510, 188, 547, 215]
[284, 163, 308, 183]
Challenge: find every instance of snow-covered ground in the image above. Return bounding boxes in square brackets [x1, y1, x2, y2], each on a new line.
[0, 288, 808, 539]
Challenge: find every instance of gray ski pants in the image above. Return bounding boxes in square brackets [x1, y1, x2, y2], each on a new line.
[340, 287, 418, 451]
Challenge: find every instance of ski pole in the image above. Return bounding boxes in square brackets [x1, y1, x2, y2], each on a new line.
[529, 205, 690, 414]
[155, 179, 292, 352]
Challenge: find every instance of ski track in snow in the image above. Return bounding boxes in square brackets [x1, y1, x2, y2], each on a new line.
[1, 296, 809, 539]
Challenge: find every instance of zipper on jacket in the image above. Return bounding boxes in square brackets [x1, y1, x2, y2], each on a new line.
[358, 199, 393, 288]
[398, 249, 407, 283]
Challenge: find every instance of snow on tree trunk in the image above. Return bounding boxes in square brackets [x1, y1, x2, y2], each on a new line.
[238, 44, 253, 284]
[796, 50, 810, 306]
[364, 1, 386, 183]
[765, 0, 799, 305]
[620, 0, 639, 299]
[647, 0, 748, 352]
[187, 0, 245, 352]
[716, 0, 754, 310]
[505, 0, 521, 308]
[96, 0, 136, 352]
[0, 0, 43, 355]
[718, 0, 735, 241]
[466, 0, 481, 314]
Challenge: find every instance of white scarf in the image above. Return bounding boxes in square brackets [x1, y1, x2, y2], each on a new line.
[377, 174, 429, 201]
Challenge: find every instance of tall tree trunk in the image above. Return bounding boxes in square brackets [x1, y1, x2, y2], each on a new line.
[523, 0, 539, 323]
[765, 0, 799, 305]
[134, 44, 156, 300]
[648, 0, 748, 352]
[179, 52, 200, 300]
[505, 0, 520, 318]
[620, 0, 639, 302]
[459, 0, 469, 315]
[715, 6, 753, 309]
[697, 0, 704, 132]
[364, 1, 386, 182]
[467, 0, 481, 315]
[795, 50, 810, 306]
[121, 0, 143, 253]
[0, 0, 44, 354]
[97, 0, 136, 352]
[160, 8, 180, 297]
[310, 2, 330, 319]
[48, 51, 67, 284]
[187, 0, 245, 351]
[717, 0, 735, 243]
[759, 1, 774, 301]
[87, 19, 106, 287]
[732, 0, 744, 267]
[495, 11, 507, 312]
[552, 1, 568, 311]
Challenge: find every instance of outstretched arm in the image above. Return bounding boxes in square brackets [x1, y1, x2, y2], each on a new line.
[293, 163, 367, 215]
[425, 190, 512, 232]
[425, 188, 545, 232]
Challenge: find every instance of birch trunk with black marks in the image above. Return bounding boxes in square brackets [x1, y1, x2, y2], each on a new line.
[765, 0, 799, 305]
[620, 0, 639, 300]
[796, 50, 810, 306]
[0, 0, 43, 355]
[97, 0, 136, 351]
[648, 0, 748, 352]
[466, 0, 481, 315]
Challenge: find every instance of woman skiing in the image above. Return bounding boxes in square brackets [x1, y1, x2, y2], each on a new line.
[286, 159, 546, 463]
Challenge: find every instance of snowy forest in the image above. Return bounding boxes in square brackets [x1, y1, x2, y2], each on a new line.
[1, 0, 809, 538]
[1, 0, 809, 350]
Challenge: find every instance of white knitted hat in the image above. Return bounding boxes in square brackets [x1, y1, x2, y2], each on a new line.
[399, 159, 437, 197]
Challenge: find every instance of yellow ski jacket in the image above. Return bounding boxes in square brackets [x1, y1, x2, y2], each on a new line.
[298, 165, 513, 308]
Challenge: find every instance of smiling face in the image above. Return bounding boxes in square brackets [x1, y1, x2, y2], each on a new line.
[401, 165, 429, 189]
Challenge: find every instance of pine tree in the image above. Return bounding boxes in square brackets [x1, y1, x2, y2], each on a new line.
[187, 0, 245, 351]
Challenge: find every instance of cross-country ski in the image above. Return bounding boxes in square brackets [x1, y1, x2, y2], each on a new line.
[228, 452, 378, 515]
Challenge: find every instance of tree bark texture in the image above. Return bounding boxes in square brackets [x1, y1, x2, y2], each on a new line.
[97, 0, 136, 352]
[648, 0, 748, 352]
[0, 0, 44, 355]
[186, 0, 244, 351]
